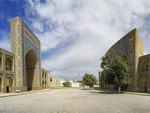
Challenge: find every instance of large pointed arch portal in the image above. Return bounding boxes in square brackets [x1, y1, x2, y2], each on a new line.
[10, 17, 41, 92]
[25, 49, 37, 91]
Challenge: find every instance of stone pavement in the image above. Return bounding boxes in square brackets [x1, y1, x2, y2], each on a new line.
[0, 89, 51, 98]
[0, 89, 150, 113]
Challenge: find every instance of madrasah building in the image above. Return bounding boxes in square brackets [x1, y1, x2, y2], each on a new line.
[0, 17, 50, 93]
[99, 28, 150, 92]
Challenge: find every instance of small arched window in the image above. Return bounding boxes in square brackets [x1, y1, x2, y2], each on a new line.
[42, 72, 44, 78]
[45, 73, 47, 79]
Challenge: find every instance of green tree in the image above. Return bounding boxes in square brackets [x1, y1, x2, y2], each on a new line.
[62, 81, 71, 87]
[101, 50, 131, 91]
[82, 73, 97, 88]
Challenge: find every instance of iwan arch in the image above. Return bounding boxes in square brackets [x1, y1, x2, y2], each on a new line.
[99, 28, 150, 92]
[0, 17, 50, 93]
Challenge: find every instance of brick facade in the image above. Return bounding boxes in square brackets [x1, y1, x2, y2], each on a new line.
[99, 28, 150, 92]
[0, 17, 50, 93]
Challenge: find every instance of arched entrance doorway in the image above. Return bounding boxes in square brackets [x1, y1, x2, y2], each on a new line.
[144, 79, 148, 92]
[25, 49, 37, 91]
[0, 56, 2, 70]
[0, 77, 2, 93]
[6, 76, 13, 93]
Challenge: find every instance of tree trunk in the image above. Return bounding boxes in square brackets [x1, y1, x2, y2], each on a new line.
[118, 86, 121, 93]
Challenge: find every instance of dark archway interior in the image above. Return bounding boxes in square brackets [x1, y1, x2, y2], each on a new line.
[144, 79, 147, 92]
[5, 57, 12, 71]
[0, 77, 2, 92]
[6, 77, 13, 93]
[25, 49, 37, 91]
[0, 57, 2, 70]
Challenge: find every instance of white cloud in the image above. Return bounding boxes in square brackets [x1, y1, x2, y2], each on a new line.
[25, 0, 150, 79]
[0, 40, 10, 51]
[0, 31, 10, 51]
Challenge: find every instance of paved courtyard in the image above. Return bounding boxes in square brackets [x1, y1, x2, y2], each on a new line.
[0, 89, 150, 113]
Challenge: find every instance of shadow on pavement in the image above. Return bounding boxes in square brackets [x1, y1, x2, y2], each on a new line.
[80, 89, 92, 90]
[90, 91, 124, 94]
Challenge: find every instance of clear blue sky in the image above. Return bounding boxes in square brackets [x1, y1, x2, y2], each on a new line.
[0, 1, 26, 35]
